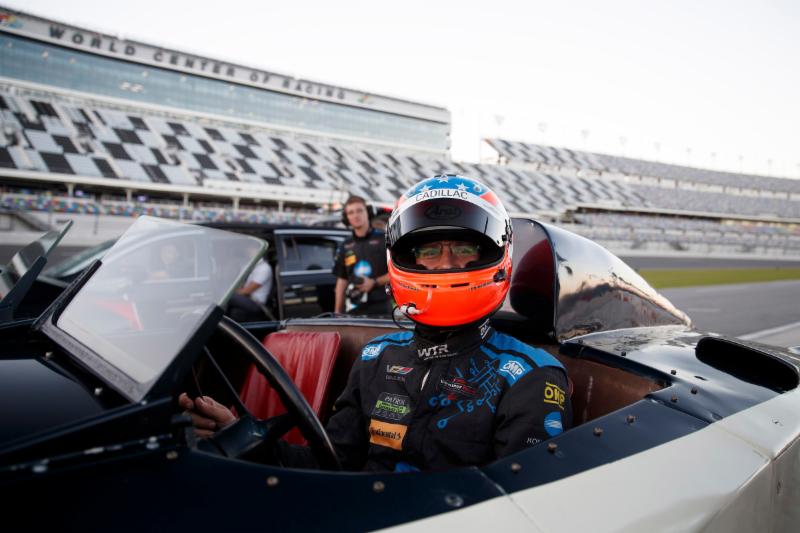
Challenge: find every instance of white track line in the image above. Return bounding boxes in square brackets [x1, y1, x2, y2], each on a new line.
[739, 320, 800, 341]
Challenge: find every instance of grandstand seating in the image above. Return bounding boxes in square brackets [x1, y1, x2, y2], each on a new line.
[0, 191, 327, 226]
[570, 212, 800, 256]
[1, 85, 799, 257]
[0, 86, 648, 216]
[486, 138, 800, 196]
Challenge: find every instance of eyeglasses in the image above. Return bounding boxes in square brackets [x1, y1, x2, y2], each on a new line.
[412, 242, 481, 260]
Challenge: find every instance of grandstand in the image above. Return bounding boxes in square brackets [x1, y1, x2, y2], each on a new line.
[1, 5, 798, 259]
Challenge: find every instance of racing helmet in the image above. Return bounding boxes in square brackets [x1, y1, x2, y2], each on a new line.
[386, 174, 513, 327]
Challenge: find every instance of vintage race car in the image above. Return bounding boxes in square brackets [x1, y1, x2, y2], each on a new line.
[0, 216, 798, 532]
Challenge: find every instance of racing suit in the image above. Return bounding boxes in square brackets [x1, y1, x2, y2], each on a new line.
[298, 320, 572, 472]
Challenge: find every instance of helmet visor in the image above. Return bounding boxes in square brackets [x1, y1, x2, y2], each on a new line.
[387, 197, 509, 249]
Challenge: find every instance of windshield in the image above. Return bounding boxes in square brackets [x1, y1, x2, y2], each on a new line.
[43, 239, 115, 280]
[55, 217, 266, 394]
[0, 222, 72, 301]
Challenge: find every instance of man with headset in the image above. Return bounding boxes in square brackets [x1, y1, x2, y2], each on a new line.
[182, 175, 572, 472]
[332, 195, 390, 316]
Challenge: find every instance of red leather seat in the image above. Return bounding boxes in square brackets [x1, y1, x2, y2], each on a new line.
[239, 331, 341, 445]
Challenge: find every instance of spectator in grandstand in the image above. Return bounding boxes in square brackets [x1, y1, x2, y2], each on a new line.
[226, 249, 273, 322]
[149, 242, 193, 279]
[180, 175, 571, 472]
[333, 195, 390, 316]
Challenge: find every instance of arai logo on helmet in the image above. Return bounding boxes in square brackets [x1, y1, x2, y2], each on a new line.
[425, 204, 461, 220]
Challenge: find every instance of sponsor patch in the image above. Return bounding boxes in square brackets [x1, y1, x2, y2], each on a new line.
[344, 253, 357, 267]
[369, 419, 407, 450]
[486, 352, 532, 386]
[384, 365, 412, 382]
[544, 411, 563, 437]
[372, 392, 411, 421]
[543, 381, 566, 410]
[361, 344, 382, 360]
[439, 375, 478, 398]
[500, 360, 525, 379]
[353, 260, 372, 278]
[417, 343, 450, 360]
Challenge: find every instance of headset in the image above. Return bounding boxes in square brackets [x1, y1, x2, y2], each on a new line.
[341, 196, 375, 227]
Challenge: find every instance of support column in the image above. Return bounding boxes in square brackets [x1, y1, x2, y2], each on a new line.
[180, 192, 190, 221]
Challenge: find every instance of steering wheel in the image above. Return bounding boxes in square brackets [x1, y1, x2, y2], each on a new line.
[196, 316, 341, 470]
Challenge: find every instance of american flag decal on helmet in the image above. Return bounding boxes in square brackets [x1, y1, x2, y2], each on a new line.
[395, 174, 501, 211]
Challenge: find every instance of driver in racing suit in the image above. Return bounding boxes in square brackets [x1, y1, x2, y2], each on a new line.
[182, 174, 571, 471]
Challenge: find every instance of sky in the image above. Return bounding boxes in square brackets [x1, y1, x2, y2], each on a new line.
[4, 0, 800, 178]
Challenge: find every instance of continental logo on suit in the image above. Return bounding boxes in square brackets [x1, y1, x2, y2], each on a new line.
[543, 381, 566, 410]
[344, 252, 357, 267]
[369, 419, 407, 450]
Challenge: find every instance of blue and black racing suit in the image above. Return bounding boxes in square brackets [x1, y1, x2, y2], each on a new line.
[313, 320, 572, 471]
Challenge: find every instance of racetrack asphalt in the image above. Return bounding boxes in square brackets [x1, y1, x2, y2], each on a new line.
[622, 256, 800, 269]
[661, 279, 800, 348]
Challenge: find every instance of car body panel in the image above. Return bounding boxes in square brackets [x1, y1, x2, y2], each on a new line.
[0, 356, 103, 447]
[509, 407, 773, 533]
[3, 447, 510, 532]
[569, 326, 798, 419]
[375, 493, 543, 532]
[508, 387, 800, 533]
[504, 219, 689, 341]
[772, 435, 800, 531]
[380, 388, 800, 533]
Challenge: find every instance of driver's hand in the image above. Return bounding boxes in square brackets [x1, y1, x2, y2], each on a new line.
[179, 392, 237, 439]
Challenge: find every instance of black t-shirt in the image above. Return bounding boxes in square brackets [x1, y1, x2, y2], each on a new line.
[332, 228, 388, 305]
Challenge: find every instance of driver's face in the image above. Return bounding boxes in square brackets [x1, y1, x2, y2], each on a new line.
[414, 240, 480, 270]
